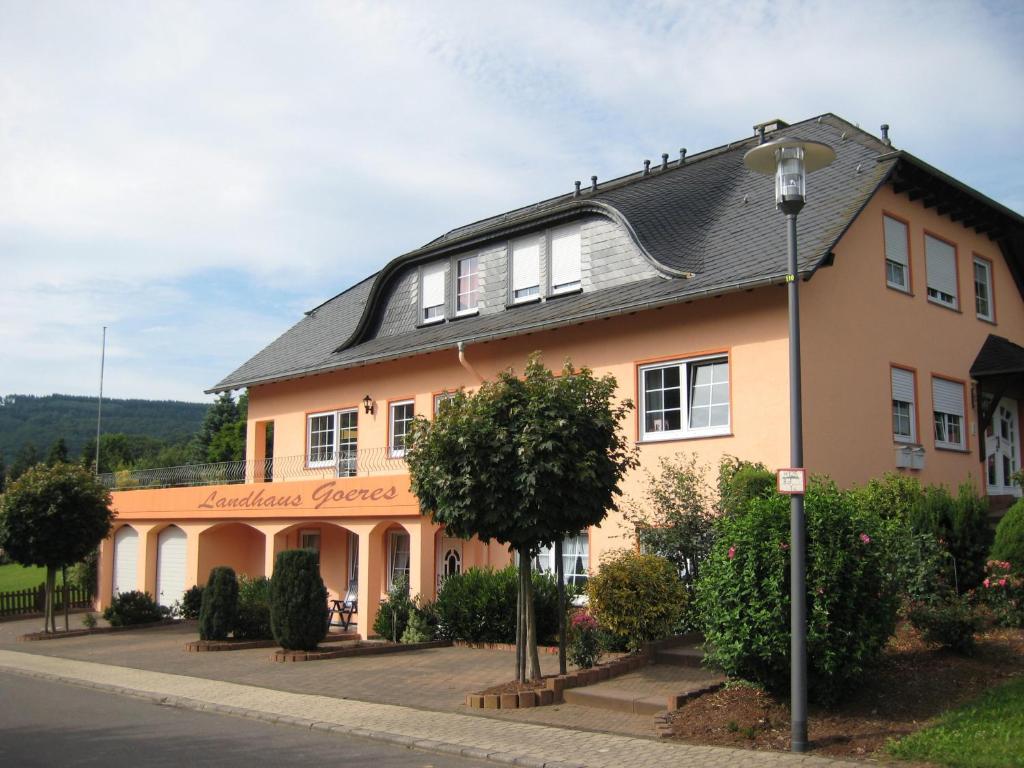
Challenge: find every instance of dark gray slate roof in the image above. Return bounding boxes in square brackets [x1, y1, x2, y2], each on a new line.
[971, 334, 1024, 378]
[209, 113, 1017, 393]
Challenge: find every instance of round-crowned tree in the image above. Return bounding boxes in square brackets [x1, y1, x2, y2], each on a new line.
[0, 463, 113, 632]
[199, 566, 238, 641]
[270, 549, 327, 651]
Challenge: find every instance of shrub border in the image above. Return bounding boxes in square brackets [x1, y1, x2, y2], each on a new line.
[187, 631, 360, 653]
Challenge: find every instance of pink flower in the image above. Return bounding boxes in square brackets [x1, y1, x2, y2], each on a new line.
[859, 533, 871, 544]
[817, 586, 826, 595]
[999, 578, 1007, 588]
[983, 578, 991, 588]
[727, 546, 736, 560]
[780, 542, 789, 551]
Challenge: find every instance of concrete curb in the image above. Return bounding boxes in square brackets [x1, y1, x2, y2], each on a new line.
[0, 664, 586, 768]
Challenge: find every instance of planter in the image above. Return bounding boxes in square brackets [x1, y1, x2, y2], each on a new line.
[272, 638, 450, 662]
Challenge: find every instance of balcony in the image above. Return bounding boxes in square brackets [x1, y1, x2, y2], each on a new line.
[98, 448, 407, 491]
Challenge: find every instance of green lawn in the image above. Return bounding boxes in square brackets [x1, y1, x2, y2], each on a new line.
[0, 563, 64, 592]
[888, 677, 1024, 768]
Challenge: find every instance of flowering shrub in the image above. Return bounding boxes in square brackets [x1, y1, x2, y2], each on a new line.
[567, 611, 601, 669]
[974, 560, 1023, 628]
[587, 551, 687, 652]
[696, 480, 900, 704]
[908, 594, 984, 655]
[990, 499, 1024, 571]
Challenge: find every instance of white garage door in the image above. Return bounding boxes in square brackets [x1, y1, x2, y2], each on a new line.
[113, 526, 138, 596]
[157, 526, 187, 608]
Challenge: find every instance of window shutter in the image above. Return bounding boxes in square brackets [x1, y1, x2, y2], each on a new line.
[550, 226, 581, 289]
[884, 216, 909, 267]
[925, 235, 957, 301]
[422, 262, 446, 309]
[891, 368, 915, 404]
[512, 239, 540, 293]
[932, 378, 964, 417]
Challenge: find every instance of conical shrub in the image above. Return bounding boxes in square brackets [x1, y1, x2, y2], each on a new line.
[199, 566, 238, 641]
[270, 549, 328, 651]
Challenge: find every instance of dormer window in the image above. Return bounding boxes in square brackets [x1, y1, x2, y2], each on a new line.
[549, 224, 582, 294]
[421, 262, 447, 323]
[511, 237, 541, 302]
[456, 256, 479, 315]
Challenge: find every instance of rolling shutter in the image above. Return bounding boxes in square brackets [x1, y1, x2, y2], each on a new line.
[884, 216, 909, 267]
[421, 262, 446, 312]
[113, 526, 138, 596]
[891, 367, 915, 404]
[932, 378, 964, 417]
[925, 235, 957, 304]
[512, 238, 540, 295]
[550, 226, 581, 290]
[156, 526, 187, 608]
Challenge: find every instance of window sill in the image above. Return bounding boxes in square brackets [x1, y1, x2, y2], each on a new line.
[416, 317, 446, 329]
[926, 297, 961, 313]
[451, 309, 479, 321]
[886, 283, 913, 297]
[506, 296, 542, 308]
[549, 286, 583, 299]
[977, 314, 997, 326]
[934, 444, 971, 454]
[637, 432, 733, 445]
[893, 440, 922, 447]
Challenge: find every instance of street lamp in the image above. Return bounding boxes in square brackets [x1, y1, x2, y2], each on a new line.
[743, 136, 835, 753]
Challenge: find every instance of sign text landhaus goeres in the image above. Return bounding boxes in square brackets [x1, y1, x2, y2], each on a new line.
[199, 481, 400, 511]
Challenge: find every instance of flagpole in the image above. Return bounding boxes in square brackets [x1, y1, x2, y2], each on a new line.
[95, 327, 106, 474]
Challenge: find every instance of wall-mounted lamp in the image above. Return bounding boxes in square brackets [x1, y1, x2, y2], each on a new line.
[362, 394, 374, 415]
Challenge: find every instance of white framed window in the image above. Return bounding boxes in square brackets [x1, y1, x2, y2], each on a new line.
[639, 356, 730, 441]
[974, 257, 993, 321]
[307, 412, 336, 468]
[535, 533, 589, 587]
[932, 377, 966, 450]
[891, 367, 917, 444]
[306, 409, 358, 472]
[549, 224, 582, 294]
[389, 400, 415, 457]
[456, 256, 479, 315]
[433, 390, 456, 417]
[387, 530, 410, 591]
[511, 236, 541, 302]
[420, 261, 447, 323]
[883, 215, 910, 292]
[925, 234, 958, 309]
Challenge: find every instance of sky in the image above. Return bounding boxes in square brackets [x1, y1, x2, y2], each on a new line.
[1, 0, 1022, 403]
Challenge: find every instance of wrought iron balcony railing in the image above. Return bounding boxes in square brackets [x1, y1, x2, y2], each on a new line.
[99, 448, 407, 491]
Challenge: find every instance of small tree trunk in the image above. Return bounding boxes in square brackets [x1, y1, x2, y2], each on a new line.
[44, 567, 56, 634]
[63, 566, 70, 632]
[524, 553, 541, 681]
[515, 551, 524, 683]
[555, 539, 567, 675]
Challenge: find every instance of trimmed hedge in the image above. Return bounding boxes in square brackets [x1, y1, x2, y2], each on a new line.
[270, 549, 327, 651]
[696, 480, 900, 705]
[103, 590, 164, 626]
[199, 566, 238, 641]
[434, 566, 560, 644]
[235, 575, 272, 640]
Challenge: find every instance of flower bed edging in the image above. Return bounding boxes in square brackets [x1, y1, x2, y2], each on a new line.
[272, 638, 451, 662]
[18, 618, 192, 642]
[465, 652, 649, 709]
[186, 631, 359, 653]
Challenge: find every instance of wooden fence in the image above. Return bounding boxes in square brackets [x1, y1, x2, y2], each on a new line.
[0, 583, 93, 618]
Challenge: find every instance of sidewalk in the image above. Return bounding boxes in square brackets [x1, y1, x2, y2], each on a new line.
[0, 649, 861, 768]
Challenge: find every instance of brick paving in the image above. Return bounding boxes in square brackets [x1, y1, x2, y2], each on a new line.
[0, 648, 864, 768]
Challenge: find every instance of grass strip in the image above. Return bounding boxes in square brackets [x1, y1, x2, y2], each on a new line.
[888, 677, 1024, 768]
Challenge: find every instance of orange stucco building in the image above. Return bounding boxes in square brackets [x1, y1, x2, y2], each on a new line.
[99, 115, 1024, 634]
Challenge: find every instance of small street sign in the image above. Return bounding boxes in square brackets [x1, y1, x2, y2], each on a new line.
[776, 468, 806, 495]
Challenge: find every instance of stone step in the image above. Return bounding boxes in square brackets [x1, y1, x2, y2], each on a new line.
[653, 646, 704, 667]
[562, 686, 670, 715]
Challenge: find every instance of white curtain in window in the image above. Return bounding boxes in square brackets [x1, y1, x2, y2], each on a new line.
[884, 216, 909, 267]
[550, 226, 581, 289]
[422, 262, 446, 310]
[932, 378, 964, 417]
[512, 239, 540, 293]
[925, 235, 957, 301]
[562, 533, 588, 582]
[389, 532, 410, 588]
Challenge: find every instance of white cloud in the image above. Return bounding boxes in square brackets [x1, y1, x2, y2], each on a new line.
[0, 0, 1021, 401]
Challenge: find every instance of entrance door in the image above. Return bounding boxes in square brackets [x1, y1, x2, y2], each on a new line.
[156, 526, 187, 608]
[113, 527, 138, 596]
[987, 398, 1021, 496]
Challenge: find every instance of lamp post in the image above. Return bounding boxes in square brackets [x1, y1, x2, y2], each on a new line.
[743, 136, 835, 753]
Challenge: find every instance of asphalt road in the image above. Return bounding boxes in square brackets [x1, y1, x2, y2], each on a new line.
[0, 672, 490, 767]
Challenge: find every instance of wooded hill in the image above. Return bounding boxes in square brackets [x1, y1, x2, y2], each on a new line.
[0, 394, 209, 460]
